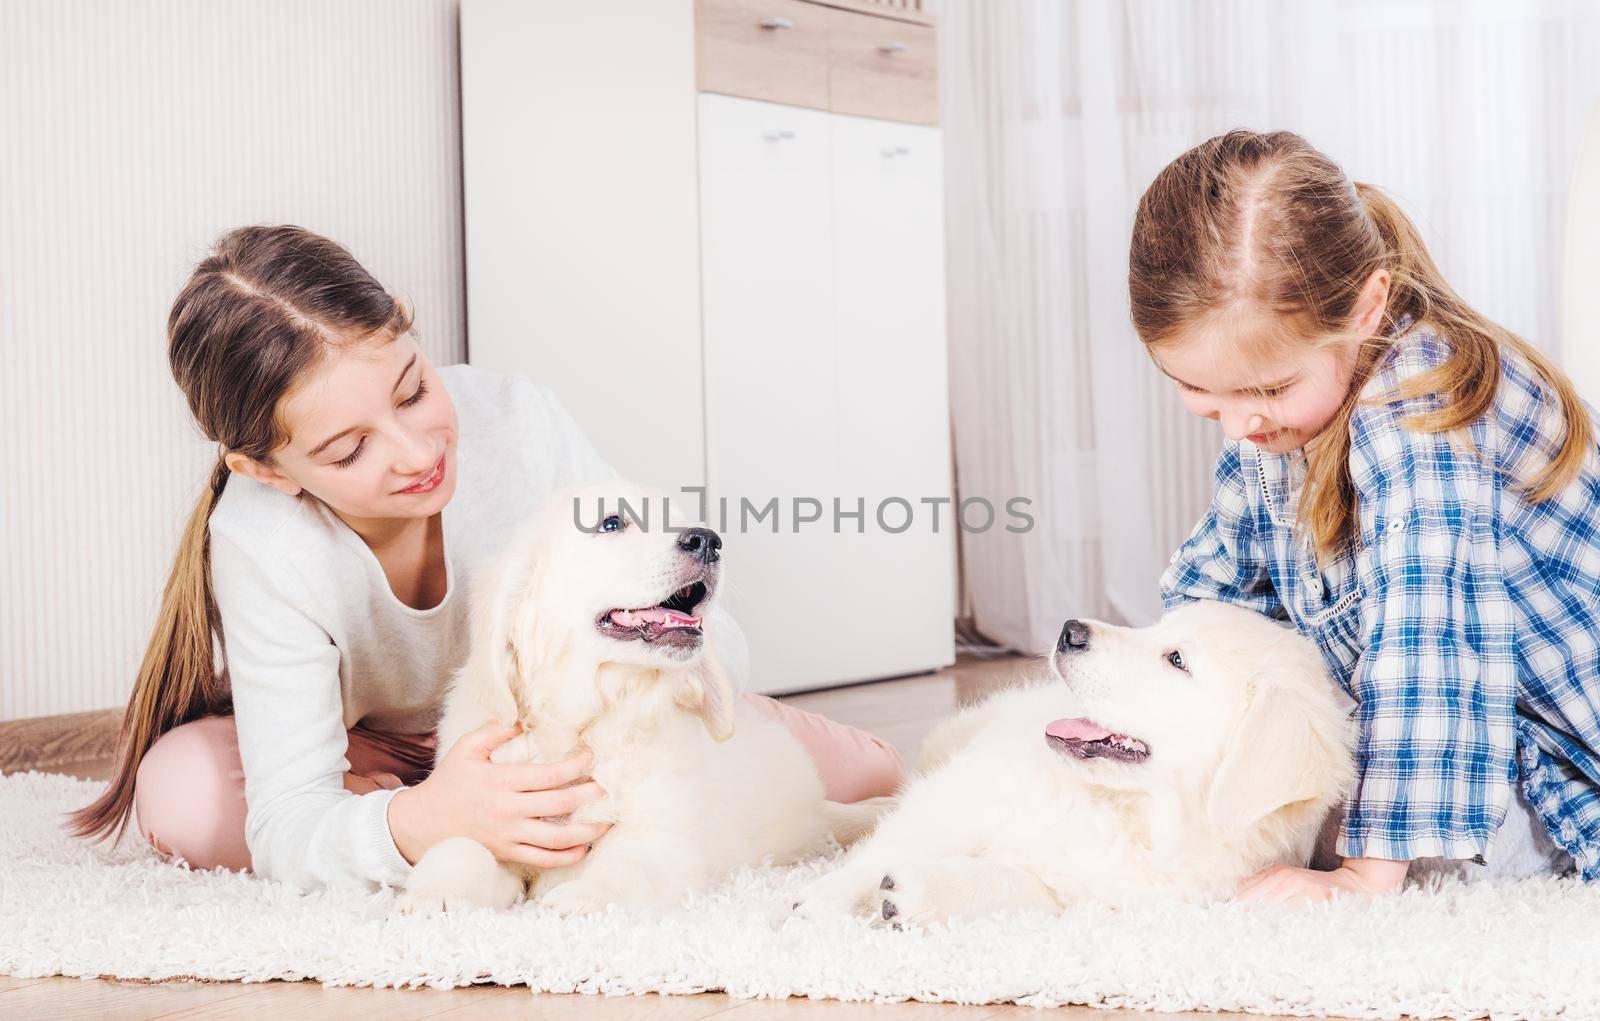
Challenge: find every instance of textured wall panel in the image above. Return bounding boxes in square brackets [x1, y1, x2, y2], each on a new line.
[0, 0, 465, 720]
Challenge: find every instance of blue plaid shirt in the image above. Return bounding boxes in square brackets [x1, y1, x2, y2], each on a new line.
[1160, 322, 1600, 877]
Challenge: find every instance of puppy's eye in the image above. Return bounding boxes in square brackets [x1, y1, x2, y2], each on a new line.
[1165, 649, 1188, 673]
[600, 514, 625, 533]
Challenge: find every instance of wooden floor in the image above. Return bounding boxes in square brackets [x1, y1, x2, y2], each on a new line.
[0, 974, 1166, 1021]
[0, 652, 1280, 1020]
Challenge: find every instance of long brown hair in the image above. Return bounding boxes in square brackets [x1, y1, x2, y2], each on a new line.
[67, 225, 411, 843]
[1129, 129, 1592, 562]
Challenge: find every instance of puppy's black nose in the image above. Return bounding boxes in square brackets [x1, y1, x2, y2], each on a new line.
[1057, 618, 1091, 654]
[677, 527, 722, 564]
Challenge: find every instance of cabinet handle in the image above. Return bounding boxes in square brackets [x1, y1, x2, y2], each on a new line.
[881, 145, 910, 157]
[761, 16, 794, 29]
[764, 129, 797, 141]
[878, 41, 908, 54]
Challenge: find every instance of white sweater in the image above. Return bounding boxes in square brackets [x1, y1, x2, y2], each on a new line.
[205, 364, 748, 892]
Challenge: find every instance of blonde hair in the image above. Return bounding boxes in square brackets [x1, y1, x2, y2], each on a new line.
[67, 225, 411, 844]
[1128, 129, 1591, 562]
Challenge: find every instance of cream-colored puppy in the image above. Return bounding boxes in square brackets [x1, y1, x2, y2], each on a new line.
[401, 482, 881, 915]
[794, 601, 1355, 924]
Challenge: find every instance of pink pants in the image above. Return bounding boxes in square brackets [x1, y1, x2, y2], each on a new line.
[132, 693, 903, 872]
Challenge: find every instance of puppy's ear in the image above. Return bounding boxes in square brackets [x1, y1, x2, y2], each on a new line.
[459, 549, 543, 724]
[1205, 679, 1340, 834]
[676, 646, 736, 742]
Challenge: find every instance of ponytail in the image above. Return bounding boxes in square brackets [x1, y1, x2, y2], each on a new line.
[1361, 185, 1589, 495]
[66, 457, 234, 843]
[66, 224, 409, 846]
[1299, 184, 1593, 561]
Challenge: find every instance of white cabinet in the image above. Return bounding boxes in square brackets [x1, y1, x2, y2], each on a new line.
[462, 0, 953, 693]
[698, 97, 837, 519]
[698, 94, 952, 689]
[827, 112, 953, 684]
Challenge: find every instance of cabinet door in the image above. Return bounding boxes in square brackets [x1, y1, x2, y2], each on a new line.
[698, 93, 843, 694]
[700, 95, 955, 693]
[827, 113, 955, 682]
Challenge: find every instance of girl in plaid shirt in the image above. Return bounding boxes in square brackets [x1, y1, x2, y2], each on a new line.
[1130, 130, 1600, 903]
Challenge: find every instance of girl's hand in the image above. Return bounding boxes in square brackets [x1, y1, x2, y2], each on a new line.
[1234, 857, 1409, 906]
[386, 720, 611, 869]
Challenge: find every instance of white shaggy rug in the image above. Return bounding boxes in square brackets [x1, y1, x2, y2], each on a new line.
[3, 771, 1599, 1020]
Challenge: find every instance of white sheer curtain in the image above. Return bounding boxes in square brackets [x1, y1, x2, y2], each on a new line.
[939, 0, 1600, 653]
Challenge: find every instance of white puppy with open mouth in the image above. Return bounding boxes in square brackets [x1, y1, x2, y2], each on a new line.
[400, 482, 883, 915]
[794, 601, 1355, 925]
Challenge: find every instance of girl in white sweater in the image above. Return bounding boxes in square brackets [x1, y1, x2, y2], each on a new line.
[68, 225, 902, 892]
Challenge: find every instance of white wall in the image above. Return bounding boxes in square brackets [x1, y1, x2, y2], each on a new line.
[0, 0, 467, 720]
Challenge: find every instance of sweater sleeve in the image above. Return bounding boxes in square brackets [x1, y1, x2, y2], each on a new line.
[210, 529, 414, 892]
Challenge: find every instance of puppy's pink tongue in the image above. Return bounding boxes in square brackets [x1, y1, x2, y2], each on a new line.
[1045, 718, 1113, 742]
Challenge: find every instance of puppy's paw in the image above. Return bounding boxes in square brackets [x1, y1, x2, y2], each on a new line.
[874, 863, 970, 928]
[791, 864, 884, 922]
[875, 859, 1057, 926]
[875, 866, 934, 928]
[537, 878, 617, 916]
[395, 889, 500, 915]
[399, 836, 524, 914]
[395, 890, 444, 915]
